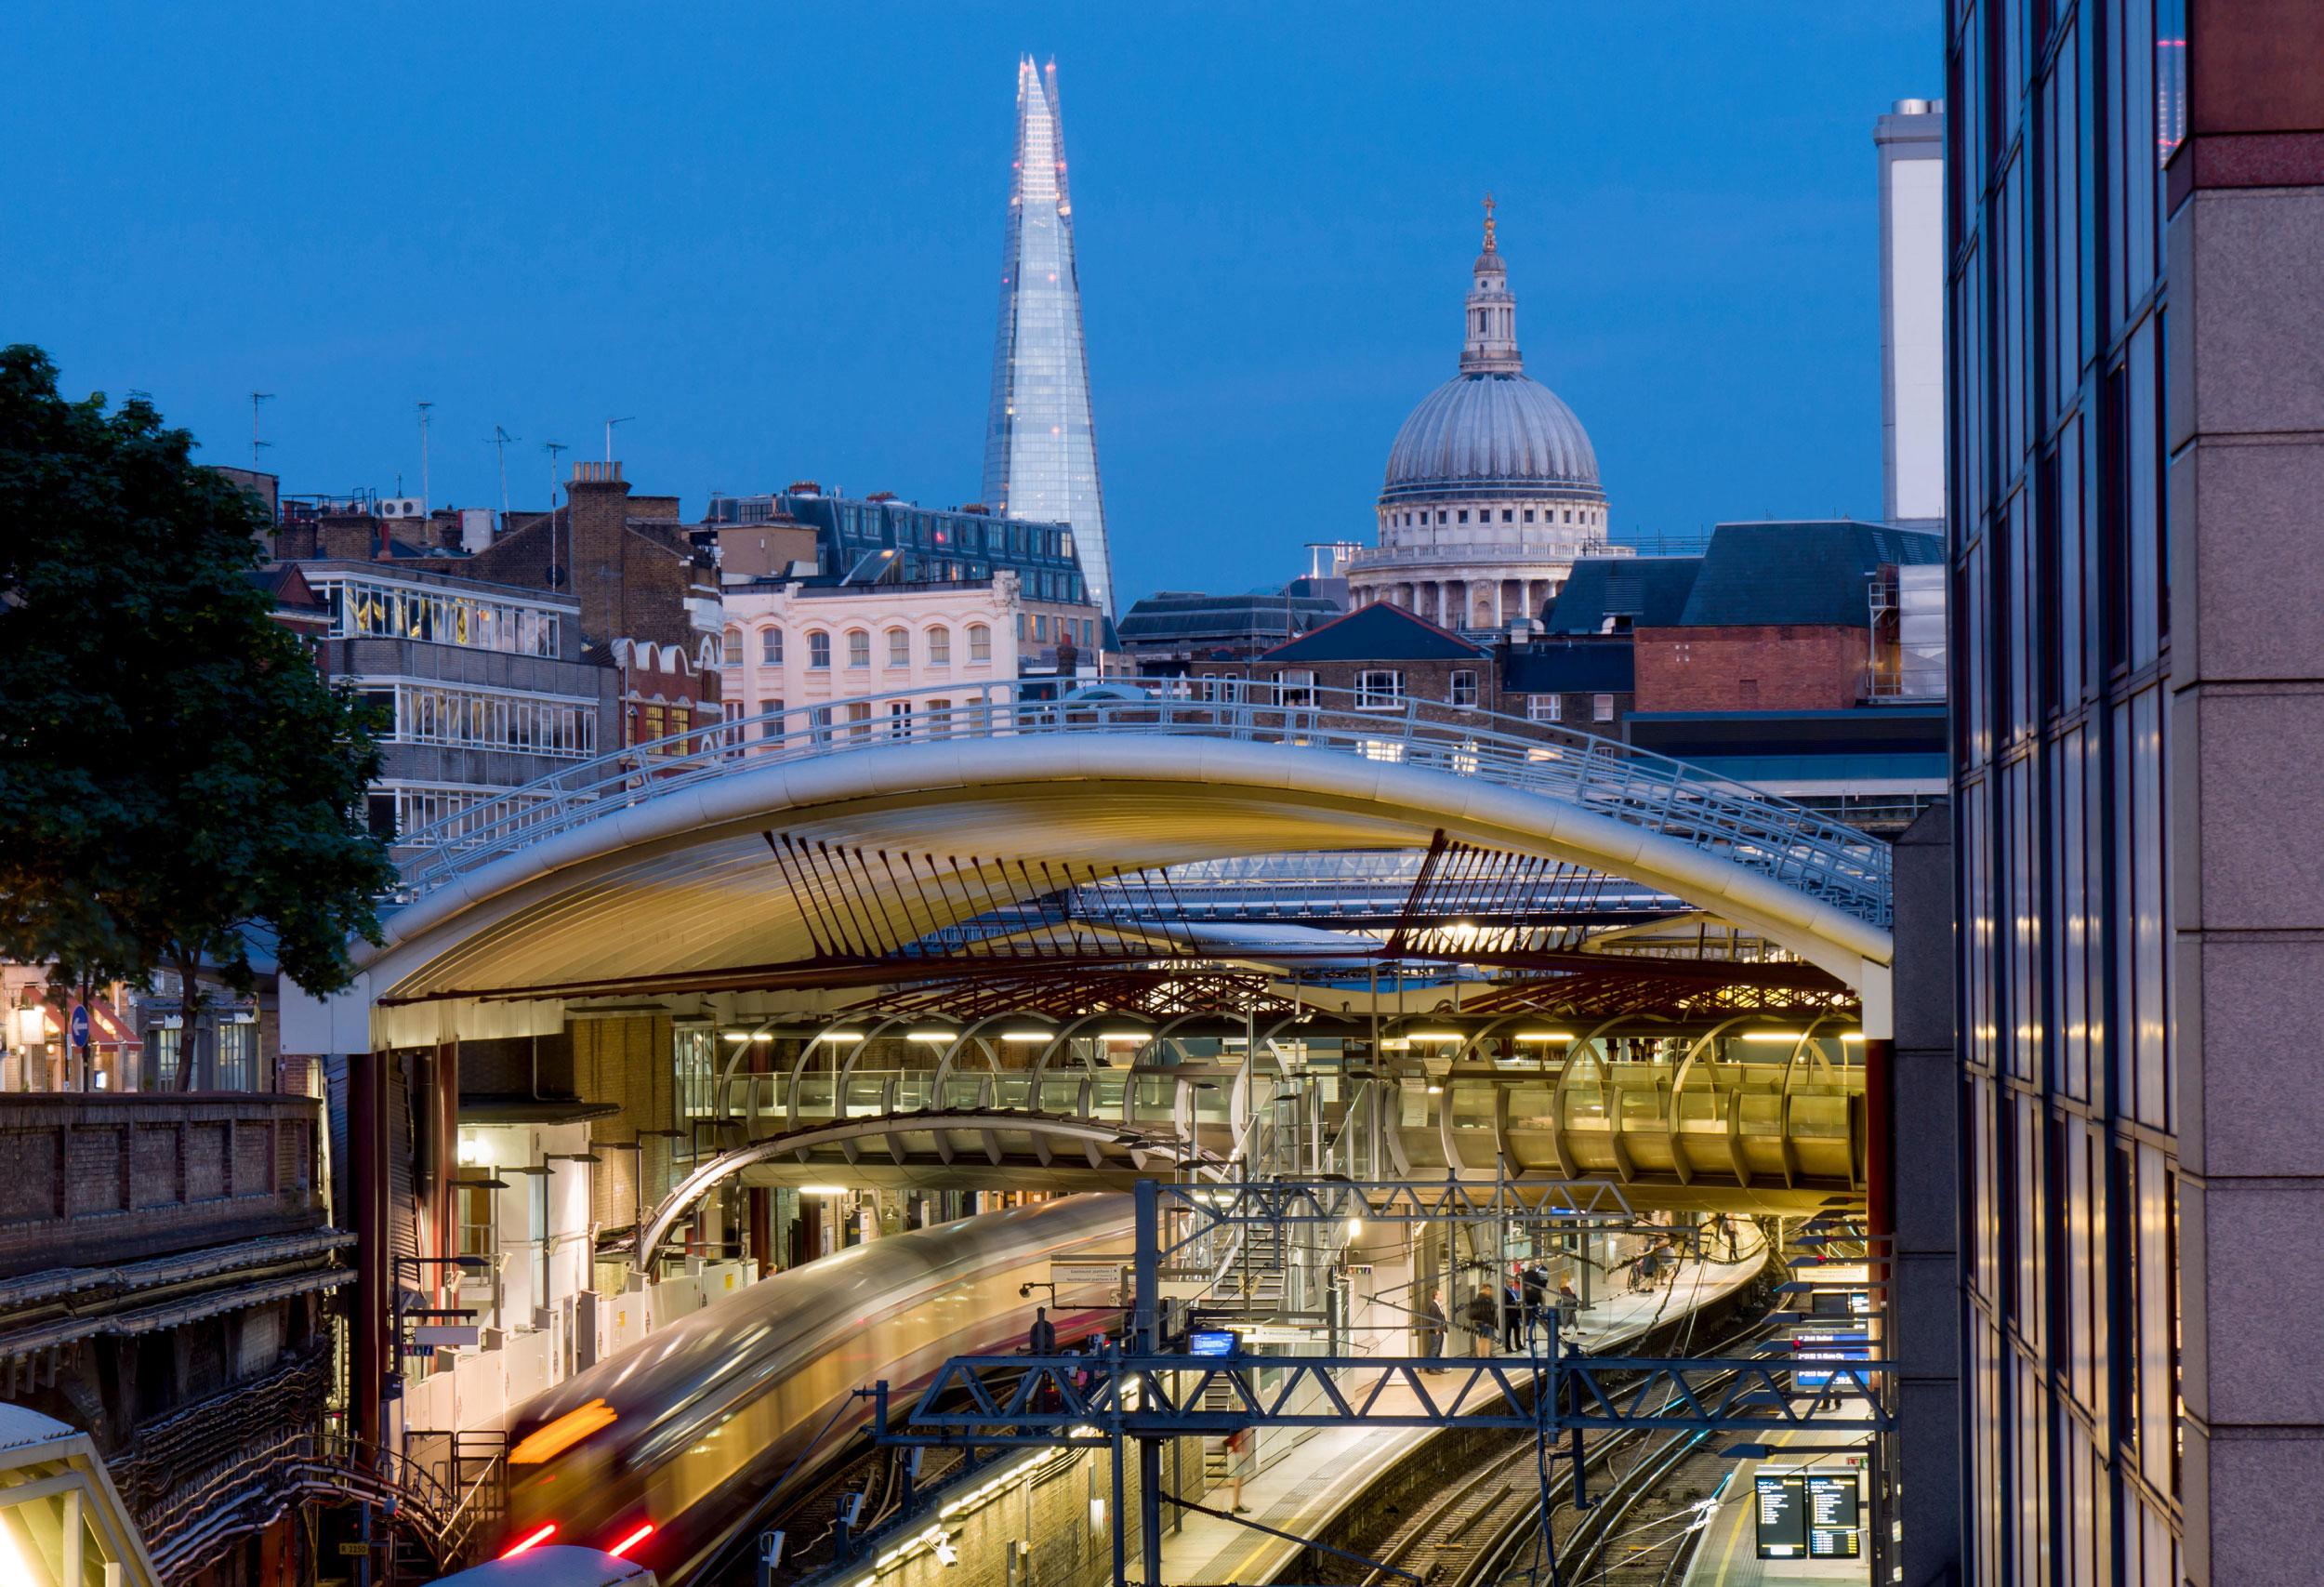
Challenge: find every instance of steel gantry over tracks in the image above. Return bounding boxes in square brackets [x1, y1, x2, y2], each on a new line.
[860, 1180, 1893, 1587]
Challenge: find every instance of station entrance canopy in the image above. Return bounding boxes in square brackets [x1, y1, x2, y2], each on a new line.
[311, 687, 1896, 1049]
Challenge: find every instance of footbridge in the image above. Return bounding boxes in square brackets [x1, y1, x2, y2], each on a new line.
[365, 683, 1895, 1025]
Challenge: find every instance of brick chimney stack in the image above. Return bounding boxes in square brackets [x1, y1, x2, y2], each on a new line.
[565, 460, 631, 645]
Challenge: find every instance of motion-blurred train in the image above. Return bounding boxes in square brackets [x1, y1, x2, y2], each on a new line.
[497, 1194, 1131, 1585]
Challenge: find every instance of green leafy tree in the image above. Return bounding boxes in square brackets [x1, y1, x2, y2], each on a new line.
[0, 344, 395, 1085]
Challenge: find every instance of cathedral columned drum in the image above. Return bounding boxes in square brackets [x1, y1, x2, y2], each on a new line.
[1350, 199, 1618, 633]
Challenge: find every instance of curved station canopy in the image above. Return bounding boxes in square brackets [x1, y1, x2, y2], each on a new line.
[355, 692, 1895, 1046]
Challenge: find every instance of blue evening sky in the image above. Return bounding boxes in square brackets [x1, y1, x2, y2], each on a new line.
[3, 4, 1940, 606]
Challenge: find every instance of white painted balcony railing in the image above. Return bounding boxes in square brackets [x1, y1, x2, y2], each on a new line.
[390, 682, 1891, 926]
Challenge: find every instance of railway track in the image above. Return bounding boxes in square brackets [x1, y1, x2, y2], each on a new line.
[1335, 1309, 1782, 1587]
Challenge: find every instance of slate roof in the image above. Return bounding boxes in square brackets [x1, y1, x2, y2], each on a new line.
[1542, 558, 1704, 633]
[1542, 522, 1945, 635]
[1671, 521, 1944, 627]
[1260, 601, 1486, 662]
[1500, 641, 1636, 693]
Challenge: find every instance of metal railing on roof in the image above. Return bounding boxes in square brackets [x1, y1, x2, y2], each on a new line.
[389, 681, 1892, 926]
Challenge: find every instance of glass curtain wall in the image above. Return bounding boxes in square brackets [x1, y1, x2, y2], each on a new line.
[1950, 1, 2182, 1582]
[982, 56, 1116, 616]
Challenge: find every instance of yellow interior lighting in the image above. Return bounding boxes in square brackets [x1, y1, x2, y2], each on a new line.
[509, 1397, 618, 1464]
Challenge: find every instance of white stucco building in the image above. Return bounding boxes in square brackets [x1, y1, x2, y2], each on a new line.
[717, 576, 1025, 741]
[1349, 202, 1628, 631]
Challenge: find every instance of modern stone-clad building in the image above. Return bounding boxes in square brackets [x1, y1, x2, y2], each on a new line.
[1934, 3, 2324, 1581]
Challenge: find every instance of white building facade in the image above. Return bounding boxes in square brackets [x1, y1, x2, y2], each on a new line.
[1349, 204, 1626, 633]
[718, 577, 1024, 742]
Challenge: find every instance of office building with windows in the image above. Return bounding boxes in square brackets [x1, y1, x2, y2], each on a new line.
[294, 561, 616, 839]
[981, 55, 1116, 616]
[1943, 3, 2324, 1581]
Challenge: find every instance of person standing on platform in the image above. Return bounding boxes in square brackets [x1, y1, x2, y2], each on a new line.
[1027, 1306, 1056, 1355]
[1521, 1264, 1550, 1329]
[1465, 1287, 1497, 1356]
[1500, 1274, 1525, 1351]
[1419, 1289, 1448, 1369]
[1556, 1280, 1580, 1335]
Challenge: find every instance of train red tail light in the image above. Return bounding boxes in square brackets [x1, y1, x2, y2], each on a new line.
[502, 1524, 558, 1558]
[608, 1524, 655, 1558]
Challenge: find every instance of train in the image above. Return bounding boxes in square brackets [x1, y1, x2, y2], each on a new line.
[497, 1194, 1132, 1585]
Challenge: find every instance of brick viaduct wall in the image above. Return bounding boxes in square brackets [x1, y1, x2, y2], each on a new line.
[0, 1094, 324, 1269]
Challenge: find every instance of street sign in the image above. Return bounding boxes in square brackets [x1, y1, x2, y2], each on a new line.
[69, 1006, 89, 1050]
[1051, 1263, 1124, 1284]
[413, 1325, 480, 1349]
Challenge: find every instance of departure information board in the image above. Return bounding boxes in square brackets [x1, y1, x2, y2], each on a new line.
[1755, 1469, 1862, 1559]
[1755, 1475, 1806, 1557]
[1805, 1473, 1862, 1557]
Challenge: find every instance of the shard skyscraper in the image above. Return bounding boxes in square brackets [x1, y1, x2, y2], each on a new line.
[982, 56, 1116, 616]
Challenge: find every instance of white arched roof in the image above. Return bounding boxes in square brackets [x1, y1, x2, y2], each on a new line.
[363, 735, 1894, 1022]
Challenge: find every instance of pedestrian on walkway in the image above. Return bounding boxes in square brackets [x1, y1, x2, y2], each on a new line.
[1224, 1426, 1254, 1514]
[1556, 1280, 1580, 1334]
[1500, 1275, 1525, 1351]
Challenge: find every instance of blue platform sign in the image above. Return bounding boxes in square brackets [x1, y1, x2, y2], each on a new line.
[68, 1005, 90, 1049]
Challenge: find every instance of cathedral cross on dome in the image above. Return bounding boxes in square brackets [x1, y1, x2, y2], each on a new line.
[1483, 192, 1498, 252]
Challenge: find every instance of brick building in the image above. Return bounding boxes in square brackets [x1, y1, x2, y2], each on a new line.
[0, 1091, 343, 1585]
[464, 463, 720, 654]
[1233, 602, 1493, 717]
[1543, 520, 1948, 830]
[1545, 522, 1942, 711]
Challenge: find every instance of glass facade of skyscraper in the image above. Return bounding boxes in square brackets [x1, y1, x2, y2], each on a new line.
[1951, 2, 2183, 1579]
[982, 56, 1116, 616]
[1948, 1, 2324, 1580]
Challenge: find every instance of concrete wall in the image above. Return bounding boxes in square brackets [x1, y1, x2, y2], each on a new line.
[2167, 173, 2324, 1586]
[1886, 803, 1958, 1587]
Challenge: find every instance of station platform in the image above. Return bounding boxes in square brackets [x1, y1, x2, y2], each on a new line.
[1678, 1428, 1871, 1587]
[1155, 1225, 1772, 1585]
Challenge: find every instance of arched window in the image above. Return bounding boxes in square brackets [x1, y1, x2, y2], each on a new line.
[720, 628, 742, 667]
[886, 628, 910, 667]
[928, 626, 952, 665]
[760, 626, 783, 665]
[808, 631, 831, 669]
[968, 624, 992, 663]
[846, 629, 870, 668]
